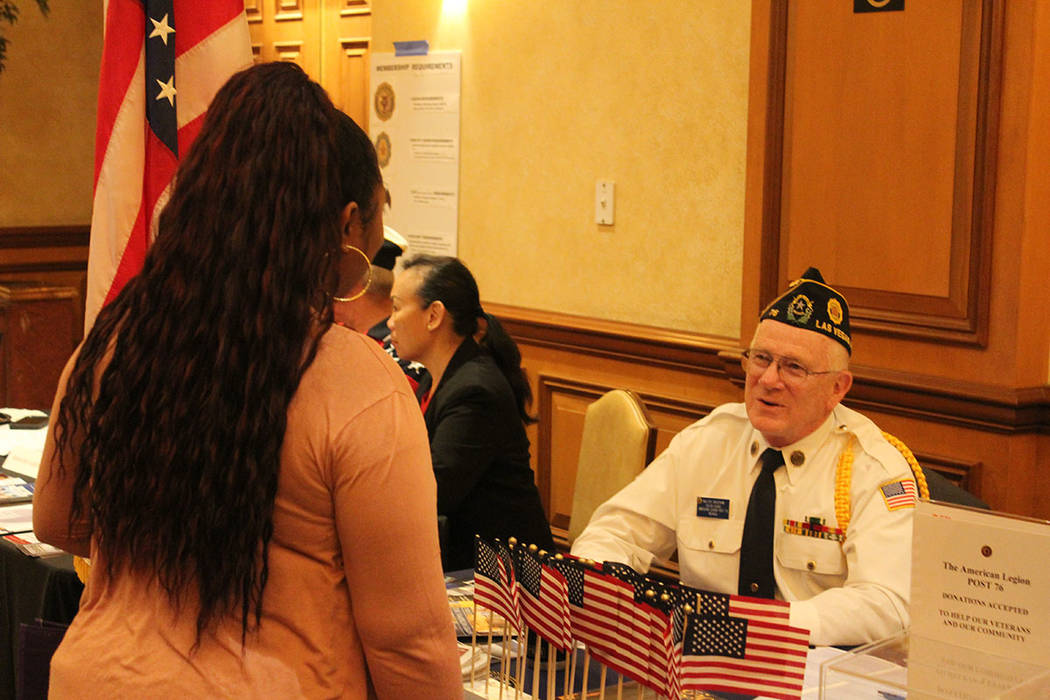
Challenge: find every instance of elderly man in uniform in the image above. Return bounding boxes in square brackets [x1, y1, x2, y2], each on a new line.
[572, 268, 918, 647]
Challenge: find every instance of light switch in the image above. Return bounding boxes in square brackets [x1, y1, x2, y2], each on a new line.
[595, 180, 615, 225]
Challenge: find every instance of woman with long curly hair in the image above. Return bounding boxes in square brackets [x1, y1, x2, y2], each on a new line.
[33, 62, 461, 698]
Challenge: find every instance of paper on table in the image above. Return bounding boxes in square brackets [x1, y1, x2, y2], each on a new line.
[0, 502, 34, 534]
[2, 531, 64, 557]
[0, 407, 48, 454]
[0, 409, 49, 478]
[2, 445, 44, 480]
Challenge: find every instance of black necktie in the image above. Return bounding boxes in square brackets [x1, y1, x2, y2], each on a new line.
[738, 448, 784, 598]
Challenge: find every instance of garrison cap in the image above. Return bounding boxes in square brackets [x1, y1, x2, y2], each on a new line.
[760, 267, 851, 355]
[371, 225, 407, 270]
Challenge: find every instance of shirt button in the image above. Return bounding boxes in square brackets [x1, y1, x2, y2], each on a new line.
[806, 560, 816, 571]
[708, 540, 715, 549]
[749, 582, 759, 593]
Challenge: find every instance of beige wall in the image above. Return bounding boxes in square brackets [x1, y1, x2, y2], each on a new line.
[372, 1, 751, 339]
[0, 2, 101, 226]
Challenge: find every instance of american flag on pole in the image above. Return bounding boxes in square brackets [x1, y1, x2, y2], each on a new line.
[548, 559, 630, 660]
[680, 613, 810, 700]
[513, 546, 572, 650]
[600, 561, 676, 696]
[86, 0, 251, 330]
[672, 582, 793, 627]
[570, 563, 654, 689]
[473, 537, 522, 632]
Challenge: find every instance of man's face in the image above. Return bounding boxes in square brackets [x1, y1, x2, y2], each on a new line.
[744, 320, 852, 447]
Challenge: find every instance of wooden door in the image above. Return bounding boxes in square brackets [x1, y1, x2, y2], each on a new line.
[246, 0, 371, 130]
[748, 0, 1001, 348]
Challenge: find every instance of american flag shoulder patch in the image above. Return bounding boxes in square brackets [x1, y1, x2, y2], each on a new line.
[879, 478, 917, 511]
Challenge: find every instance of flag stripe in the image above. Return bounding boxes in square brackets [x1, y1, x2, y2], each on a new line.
[86, 2, 251, 329]
[173, 0, 244, 55]
[94, 0, 146, 187]
[175, 15, 252, 126]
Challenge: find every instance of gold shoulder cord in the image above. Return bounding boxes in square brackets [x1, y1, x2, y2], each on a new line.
[833, 431, 930, 532]
[73, 555, 91, 585]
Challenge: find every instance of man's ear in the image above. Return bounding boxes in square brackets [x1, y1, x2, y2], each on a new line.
[832, 370, 853, 404]
[426, 300, 446, 331]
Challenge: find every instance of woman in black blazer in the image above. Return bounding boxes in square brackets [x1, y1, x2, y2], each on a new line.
[388, 255, 555, 570]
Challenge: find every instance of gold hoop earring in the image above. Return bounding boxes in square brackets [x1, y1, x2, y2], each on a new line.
[333, 245, 373, 302]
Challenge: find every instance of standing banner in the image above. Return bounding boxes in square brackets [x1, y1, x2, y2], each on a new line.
[369, 51, 461, 257]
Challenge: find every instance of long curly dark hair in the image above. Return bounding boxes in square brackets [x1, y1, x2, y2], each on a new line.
[52, 62, 379, 644]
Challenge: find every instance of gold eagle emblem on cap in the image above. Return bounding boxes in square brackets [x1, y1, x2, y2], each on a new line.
[828, 298, 843, 325]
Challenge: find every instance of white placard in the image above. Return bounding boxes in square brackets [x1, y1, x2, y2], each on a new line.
[370, 51, 461, 258]
[910, 500, 1050, 667]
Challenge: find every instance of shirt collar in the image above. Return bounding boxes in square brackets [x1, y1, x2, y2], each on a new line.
[747, 411, 837, 485]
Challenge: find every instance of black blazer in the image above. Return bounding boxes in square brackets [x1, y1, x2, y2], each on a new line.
[422, 338, 554, 570]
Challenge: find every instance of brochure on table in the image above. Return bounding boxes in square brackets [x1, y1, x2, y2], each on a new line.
[0, 407, 49, 479]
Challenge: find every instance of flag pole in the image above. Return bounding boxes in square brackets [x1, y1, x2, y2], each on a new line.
[514, 619, 522, 700]
[499, 619, 509, 700]
[581, 647, 591, 700]
[546, 641, 555, 700]
[681, 605, 692, 700]
[470, 595, 479, 687]
[531, 632, 542, 699]
[564, 643, 572, 699]
[486, 608, 496, 695]
[515, 623, 526, 699]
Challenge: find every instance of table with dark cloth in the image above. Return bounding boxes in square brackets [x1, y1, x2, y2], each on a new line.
[0, 539, 81, 700]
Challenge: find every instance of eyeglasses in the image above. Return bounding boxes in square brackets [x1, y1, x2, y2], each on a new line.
[741, 349, 839, 385]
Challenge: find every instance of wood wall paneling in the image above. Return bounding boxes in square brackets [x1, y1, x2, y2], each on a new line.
[0, 226, 89, 339]
[0, 282, 81, 409]
[491, 303, 1050, 524]
[247, 0, 319, 75]
[760, 0, 1002, 347]
[247, 1, 371, 127]
[245, 0, 262, 23]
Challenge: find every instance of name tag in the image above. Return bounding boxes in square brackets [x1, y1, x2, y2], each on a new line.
[696, 497, 730, 519]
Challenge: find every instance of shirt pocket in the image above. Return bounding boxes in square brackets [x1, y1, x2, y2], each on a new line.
[677, 517, 745, 555]
[776, 531, 846, 576]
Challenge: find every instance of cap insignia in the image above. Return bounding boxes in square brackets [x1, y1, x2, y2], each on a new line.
[786, 294, 813, 324]
[828, 298, 843, 325]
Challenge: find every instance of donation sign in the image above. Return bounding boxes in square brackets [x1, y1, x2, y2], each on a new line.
[910, 500, 1049, 666]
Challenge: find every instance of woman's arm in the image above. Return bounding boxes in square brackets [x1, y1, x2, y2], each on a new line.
[33, 351, 92, 558]
[332, 390, 461, 699]
[428, 382, 509, 515]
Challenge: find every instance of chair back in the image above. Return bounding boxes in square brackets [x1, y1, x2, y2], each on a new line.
[567, 389, 657, 545]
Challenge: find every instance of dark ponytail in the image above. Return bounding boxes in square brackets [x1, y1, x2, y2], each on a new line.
[403, 255, 536, 424]
[478, 313, 536, 425]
